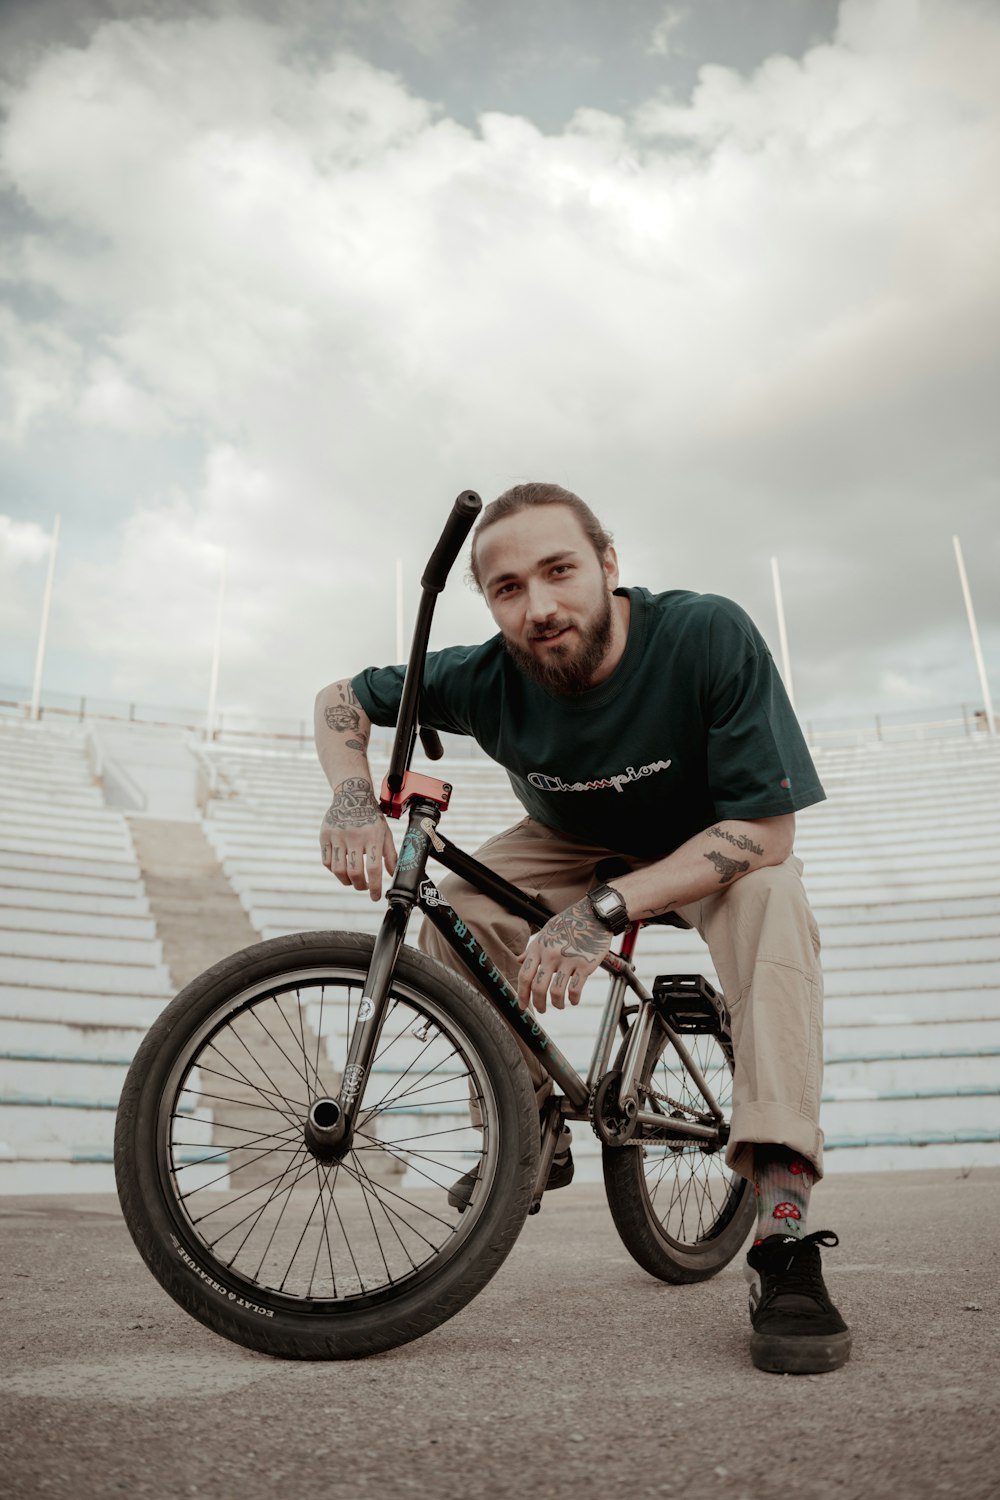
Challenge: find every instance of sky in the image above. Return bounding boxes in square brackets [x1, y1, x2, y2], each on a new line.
[1, 0, 997, 732]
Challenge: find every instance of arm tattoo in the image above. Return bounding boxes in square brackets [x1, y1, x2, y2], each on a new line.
[709, 824, 764, 858]
[537, 898, 609, 961]
[704, 849, 750, 885]
[325, 703, 361, 734]
[324, 777, 379, 830]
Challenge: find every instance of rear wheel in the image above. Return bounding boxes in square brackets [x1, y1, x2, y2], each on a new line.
[602, 1015, 754, 1282]
[115, 931, 538, 1358]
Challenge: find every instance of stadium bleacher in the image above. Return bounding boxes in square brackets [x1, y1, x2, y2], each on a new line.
[1, 716, 998, 1190]
[0, 720, 174, 1191]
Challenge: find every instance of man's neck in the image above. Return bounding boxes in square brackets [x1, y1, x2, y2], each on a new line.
[587, 591, 631, 688]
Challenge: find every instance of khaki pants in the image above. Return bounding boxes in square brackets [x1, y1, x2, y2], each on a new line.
[418, 816, 825, 1181]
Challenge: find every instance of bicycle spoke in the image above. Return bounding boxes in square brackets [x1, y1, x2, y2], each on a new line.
[162, 967, 496, 1308]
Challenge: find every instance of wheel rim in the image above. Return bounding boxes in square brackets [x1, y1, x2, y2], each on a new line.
[635, 1023, 748, 1252]
[156, 964, 500, 1311]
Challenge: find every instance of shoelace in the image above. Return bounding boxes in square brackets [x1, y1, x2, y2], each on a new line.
[762, 1229, 840, 1304]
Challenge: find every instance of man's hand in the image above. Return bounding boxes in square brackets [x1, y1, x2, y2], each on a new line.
[516, 897, 612, 1013]
[319, 776, 397, 901]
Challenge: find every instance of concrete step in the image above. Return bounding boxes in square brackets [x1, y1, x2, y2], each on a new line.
[821, 1138, 1000, 1173]
[825, 990, 1000, 1025]
[0, 885, 150, 918]
[0, 986, 168, 1027]
[0, 953, 172, 996]
[0, 869, 149, 903]
[0, 928, 164, 967]
[824, 1050, 1000, 1093]
[0, 822, 134, 858]
[824, 960, 1000, 996]
[0, 1146, 221, 1194]
[0, 831, 137, 864]
[0, 1098, 208, 1150]
[0, 1015, 147, 1059]
[814, 895, 1000, 928]
[0, 1158, 117, 1193]
[820, 1091, 999, 1138]
[0, 1054, 130, 1102]
[0, 850, 144, 883]
[0, 905, 157, 940]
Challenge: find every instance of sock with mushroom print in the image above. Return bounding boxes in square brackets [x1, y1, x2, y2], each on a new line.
[752, 1145, 815, 1245]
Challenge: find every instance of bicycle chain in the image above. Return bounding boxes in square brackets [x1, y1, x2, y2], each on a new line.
[637, 1080, 713, 1124]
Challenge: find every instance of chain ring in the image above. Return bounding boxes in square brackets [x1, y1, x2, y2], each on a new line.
[590, 1069, 637, 1146]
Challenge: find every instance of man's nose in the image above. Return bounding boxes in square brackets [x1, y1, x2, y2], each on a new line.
[524, 579, 558, 621]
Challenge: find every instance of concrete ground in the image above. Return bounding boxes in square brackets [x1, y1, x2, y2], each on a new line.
[2, 1169, 998, 1500]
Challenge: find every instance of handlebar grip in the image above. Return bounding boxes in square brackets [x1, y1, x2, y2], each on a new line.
[419, 726, 444, 761]
[420, 490, 482, 594]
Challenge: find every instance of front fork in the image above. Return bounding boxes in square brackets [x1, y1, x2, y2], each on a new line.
[302, 799, 439, 1162]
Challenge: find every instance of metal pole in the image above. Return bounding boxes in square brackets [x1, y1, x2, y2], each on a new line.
[206, 549, 228, 739]
[30, 514, 61, 722]
[395, 558, 404, 663]
[953, 535, 996, 736]
[770, 555, 795, 709]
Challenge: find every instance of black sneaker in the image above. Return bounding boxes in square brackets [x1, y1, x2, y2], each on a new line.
[448, 1136, 574, 1212]
[746, 1230, 852, 1374]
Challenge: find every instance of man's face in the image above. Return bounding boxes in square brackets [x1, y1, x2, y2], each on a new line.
[475, 505, 619, 695]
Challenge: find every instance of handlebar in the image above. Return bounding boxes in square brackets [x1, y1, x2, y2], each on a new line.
[384, 490, 482, 797]
[421, 490, 482, 594]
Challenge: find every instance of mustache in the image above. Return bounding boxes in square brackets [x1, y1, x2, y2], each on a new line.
[527, 620, 573, 640]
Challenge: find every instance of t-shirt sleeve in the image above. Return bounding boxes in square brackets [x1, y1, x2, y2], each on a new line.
[351, 648, 480, 736]
[706, 638, 825, 821]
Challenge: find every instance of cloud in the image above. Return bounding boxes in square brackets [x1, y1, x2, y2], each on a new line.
[0, 0, 997, 721]
[647, 4, 688, 59]
[0, 513, 53, 565]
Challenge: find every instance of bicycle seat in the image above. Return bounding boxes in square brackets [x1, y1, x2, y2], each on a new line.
[593, 857, 692, 931]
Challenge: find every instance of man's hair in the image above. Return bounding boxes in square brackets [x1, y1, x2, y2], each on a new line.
[469, 482, 614, 591]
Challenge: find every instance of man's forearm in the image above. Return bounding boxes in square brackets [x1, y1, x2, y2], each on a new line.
[614, 815, 796, 921]
[314, 679, 376, 792]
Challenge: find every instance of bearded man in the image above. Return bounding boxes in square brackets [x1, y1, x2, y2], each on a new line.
[314, 481, 851, 1375]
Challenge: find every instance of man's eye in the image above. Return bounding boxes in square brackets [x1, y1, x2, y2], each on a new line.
[495, 582, 518, 598]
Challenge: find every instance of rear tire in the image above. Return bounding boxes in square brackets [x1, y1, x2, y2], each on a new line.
[602, 1015, 755, 1283]
[114, 931, 538, 1358]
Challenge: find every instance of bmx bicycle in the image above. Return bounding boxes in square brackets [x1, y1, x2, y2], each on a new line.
[114, 490, 755, 1359]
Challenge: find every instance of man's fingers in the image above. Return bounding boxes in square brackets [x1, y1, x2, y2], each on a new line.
[383, 828, 398, 874]
[365, 844, 383, 902]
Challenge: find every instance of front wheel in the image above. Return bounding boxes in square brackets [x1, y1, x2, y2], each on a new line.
[602, 1015, 755, 1283]
[114, 931, 539, 1358]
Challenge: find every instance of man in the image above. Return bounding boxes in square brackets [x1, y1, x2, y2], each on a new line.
[315, 481, 851, 1376]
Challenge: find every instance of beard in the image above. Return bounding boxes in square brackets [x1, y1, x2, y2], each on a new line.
[502, 591, 614, 696]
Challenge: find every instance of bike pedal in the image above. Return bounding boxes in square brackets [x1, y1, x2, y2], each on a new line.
[652, 974, 730, 1034]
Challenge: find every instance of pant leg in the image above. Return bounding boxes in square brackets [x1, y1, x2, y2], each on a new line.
[418, 817, 617, 1119]
[677, 855, 825, 1182]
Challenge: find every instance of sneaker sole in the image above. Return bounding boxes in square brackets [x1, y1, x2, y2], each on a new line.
[751, 1329, 852, 1375]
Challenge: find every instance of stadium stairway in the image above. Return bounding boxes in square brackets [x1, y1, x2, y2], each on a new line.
[200, 732, 1000, 1181]
[0, 720, 175, 1191]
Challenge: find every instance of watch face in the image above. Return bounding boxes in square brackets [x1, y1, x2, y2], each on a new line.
[590, 885, 628, 931]
[593, 890, 619, 919]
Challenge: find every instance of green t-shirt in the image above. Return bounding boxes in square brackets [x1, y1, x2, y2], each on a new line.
[352, 587, 825, 860]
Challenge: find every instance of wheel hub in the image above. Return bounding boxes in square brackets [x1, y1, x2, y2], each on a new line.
[303, 1097, 351, 1162]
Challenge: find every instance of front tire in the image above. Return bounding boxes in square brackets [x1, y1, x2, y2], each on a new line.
[114, 931, 539, 1358]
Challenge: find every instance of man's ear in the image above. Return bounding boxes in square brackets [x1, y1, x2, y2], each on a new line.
[603, 545, 620, 590]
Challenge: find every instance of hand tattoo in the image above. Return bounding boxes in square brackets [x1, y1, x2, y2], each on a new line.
[704, 849, 750, 884]
[324, 777, 379, 830]
[537, 898, 610, 960]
